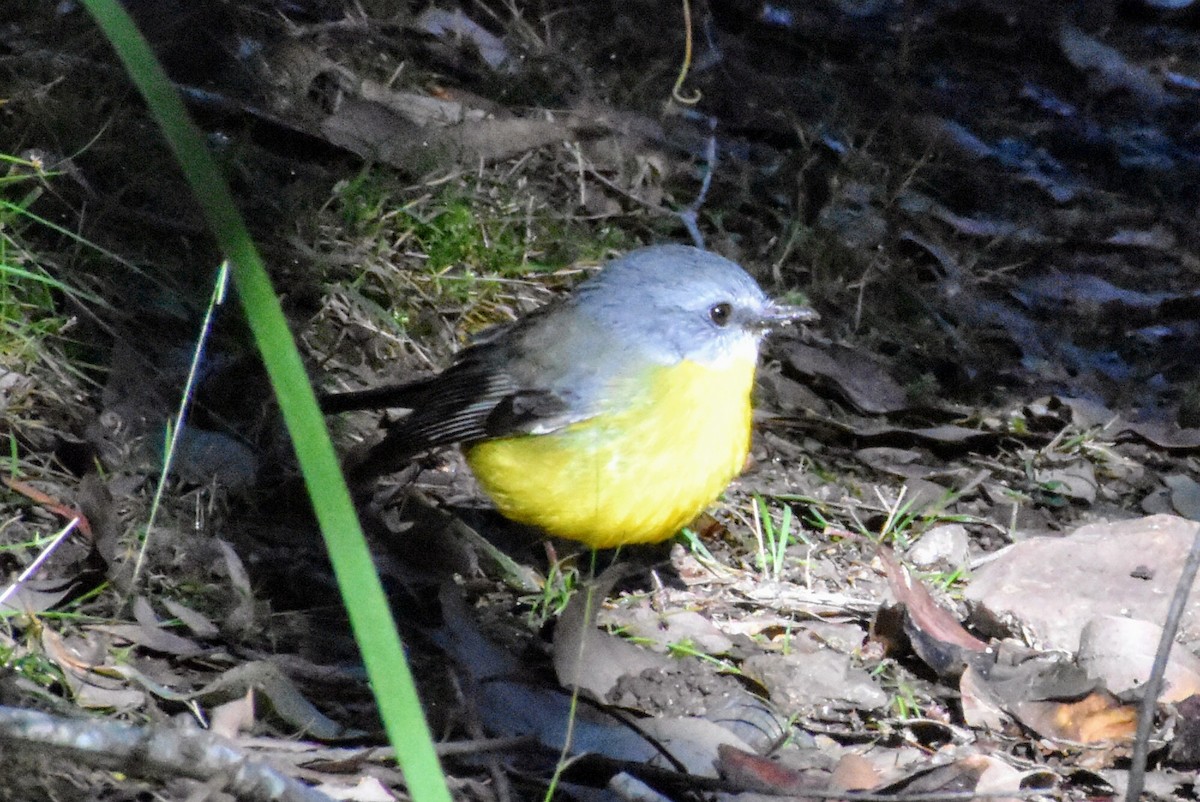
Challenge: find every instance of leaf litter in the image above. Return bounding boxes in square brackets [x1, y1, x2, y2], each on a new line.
[5, 0, 1200, 799]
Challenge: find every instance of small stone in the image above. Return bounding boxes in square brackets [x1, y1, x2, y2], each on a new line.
[907, 524, 971, 569]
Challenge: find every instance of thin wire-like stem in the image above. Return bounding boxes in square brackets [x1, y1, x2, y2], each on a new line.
[0, 518, 79, 608]
[671, 0, 702, 105]
[133, 262, 228, 586]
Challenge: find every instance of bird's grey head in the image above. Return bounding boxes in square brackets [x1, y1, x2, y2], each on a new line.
[573, 245, 809, 367]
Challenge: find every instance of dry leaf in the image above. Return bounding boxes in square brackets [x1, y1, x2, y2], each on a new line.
[553, 567, 669, 700]
[1014, 690, 1136, 743]
[89, 624, 202, 657]
[316, 776, 396, 801]
[210, 689, 256, 739]
[877, 546, 987, 677]
[162, 598, 219, 638]
[715, 744, 813, 795]
[960, 663, 1009, 731]
[829, 753, 881, 792]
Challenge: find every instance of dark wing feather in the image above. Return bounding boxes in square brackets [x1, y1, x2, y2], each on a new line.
[338, 357, 571, 481]
[325, 301, 601, 481]
[318, 379, 438, 414]
[482, 389, 578, 437]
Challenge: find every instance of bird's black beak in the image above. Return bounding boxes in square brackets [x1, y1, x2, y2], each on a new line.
[760, 301, 819, 330]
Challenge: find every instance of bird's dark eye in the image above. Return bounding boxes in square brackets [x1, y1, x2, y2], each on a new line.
[709, 302, 733, 327]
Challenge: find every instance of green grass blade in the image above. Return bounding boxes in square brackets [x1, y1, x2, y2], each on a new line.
[77, 3, 451, 799]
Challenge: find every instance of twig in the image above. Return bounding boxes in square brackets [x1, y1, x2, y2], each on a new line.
[678, 116, 718, 249]
[1125, 524, 1200, 801]
[0, 705, 333, 802]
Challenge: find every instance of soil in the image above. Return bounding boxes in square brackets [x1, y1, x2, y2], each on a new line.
[3, 0, 1200, 799]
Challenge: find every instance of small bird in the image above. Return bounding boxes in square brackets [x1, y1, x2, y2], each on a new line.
[321, 245, 816, 550]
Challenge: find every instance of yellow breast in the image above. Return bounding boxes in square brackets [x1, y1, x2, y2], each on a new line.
[465, 357, 757, 549]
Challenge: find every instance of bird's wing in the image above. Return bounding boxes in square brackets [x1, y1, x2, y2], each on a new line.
[318, 379, 435, 414]
[385, 358, 573, 446]
[345, 362, 587, 480]
[342, 353, 609, 483]
[326, 303, 622, 480]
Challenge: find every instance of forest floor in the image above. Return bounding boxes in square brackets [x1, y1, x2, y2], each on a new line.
[3, 1, 1200, 799]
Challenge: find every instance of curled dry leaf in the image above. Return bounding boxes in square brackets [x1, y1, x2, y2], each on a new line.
[960, 663, 1008, 731]
[972, 754, 1054, 802]
[215, 539, 258, 637]
[195, 662, 346, 741]
[960, 645, 1102, 734]
[877, 546, 987, 677]
[40, 628, 146, 712]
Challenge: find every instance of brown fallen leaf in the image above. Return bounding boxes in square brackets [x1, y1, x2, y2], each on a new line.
[876, 546, 987, 677]
[215, 539, 257, 637]
[1014, 690, 1136, 743]
[969, 754, 1049, 802]
[193, 662, 347, 741]
[873, 751, 1051, 801]
[162, 598, 220, 638]
[41, 627, 104, 673]
[3, 476, 93, 539]
[829, 752, 881, 792]
[715, 743, 814, 795]
[878, 755, 993, 796]
[1168, 694, 1200, 767]
[960, 663, 1010, 731]
[780, 342, 908, 414]
[553, 565, 670, 700]
[41, 628, 146, 712]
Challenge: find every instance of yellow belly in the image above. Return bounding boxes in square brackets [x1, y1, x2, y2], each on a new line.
[465, 358, 756, 549]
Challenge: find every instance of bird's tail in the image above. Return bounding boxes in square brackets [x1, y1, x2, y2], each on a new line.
[317, 378, 434, 414]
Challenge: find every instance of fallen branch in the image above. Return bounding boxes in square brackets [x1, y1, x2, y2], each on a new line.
[0, 705, 333, 802]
